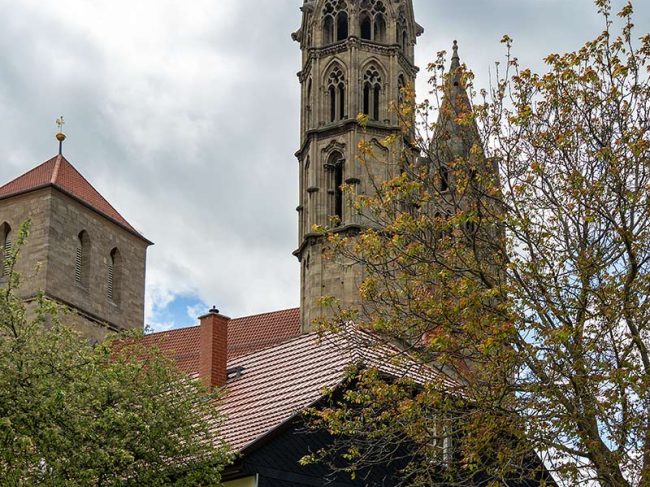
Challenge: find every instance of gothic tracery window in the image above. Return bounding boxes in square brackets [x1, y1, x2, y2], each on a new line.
[363, 66, 382, 121]
[359, 0, 387, 42]
[326, 152, 345, 224]
[323, 0, 349, 44]
[327, 66, 346, 122]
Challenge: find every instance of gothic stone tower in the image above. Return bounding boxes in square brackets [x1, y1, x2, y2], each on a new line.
[292, 0, 423, 330]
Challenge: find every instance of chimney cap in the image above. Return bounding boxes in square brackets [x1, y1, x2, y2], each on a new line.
[198, 306, 231, 321]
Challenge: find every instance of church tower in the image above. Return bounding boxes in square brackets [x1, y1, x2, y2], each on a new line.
[292, 0, 423, 330]
[0, 137, 151, 342]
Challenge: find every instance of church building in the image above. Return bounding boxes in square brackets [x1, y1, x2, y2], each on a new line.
[0, 1, 553, 485]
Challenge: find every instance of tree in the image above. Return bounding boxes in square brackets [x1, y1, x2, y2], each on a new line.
[311, 1, 650, 485]
[0, 222, 232, 486]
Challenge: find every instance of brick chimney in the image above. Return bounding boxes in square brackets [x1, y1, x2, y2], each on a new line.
[198, 307, 230, 390]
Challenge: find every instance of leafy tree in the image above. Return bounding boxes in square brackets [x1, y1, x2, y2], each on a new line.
[0, 222, 232, 486]
[312, 1, 650, 485]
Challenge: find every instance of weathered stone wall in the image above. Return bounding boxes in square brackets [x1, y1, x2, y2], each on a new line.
[45, 190, 148, 333]
[0, 188, 52, 293]
[0, 187, 148, 340]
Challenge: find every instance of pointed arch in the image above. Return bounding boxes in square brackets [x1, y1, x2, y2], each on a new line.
[322, 0, 348, 45]
[362, 64, 383, 121]
[359, 0, 387, 42]
[1, 222, 12, 277]
[324, 62, 346, 122]
[326, 151, 345, 224]
[108, 247, 122, 304]
[75, 230, 91, 289]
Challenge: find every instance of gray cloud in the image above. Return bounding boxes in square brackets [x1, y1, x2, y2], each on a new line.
[1, 0, 648, 328]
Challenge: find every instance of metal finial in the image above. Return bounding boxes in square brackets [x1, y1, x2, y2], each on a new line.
[55, 116, 66, 155]
[452, 40, 459, 60]
[209, 306, 220, 314]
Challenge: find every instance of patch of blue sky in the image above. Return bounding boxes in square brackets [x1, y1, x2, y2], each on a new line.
[146, 294, 208, 333]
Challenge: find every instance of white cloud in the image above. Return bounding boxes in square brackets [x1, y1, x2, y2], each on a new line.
[0, 0, 648, 329]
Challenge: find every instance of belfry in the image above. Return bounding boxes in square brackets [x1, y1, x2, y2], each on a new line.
[292, 0, 423, 330]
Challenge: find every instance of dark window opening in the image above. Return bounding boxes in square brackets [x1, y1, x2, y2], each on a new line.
[335, 163, 344, 220]
[363, 84, 370, 115]
[373, 84, 381, 120]
[324, 16, 334, 44]
[329, 85, 336, 122]
[360, 16, 372, 40]
[337, 12, 348, 41]
[374, 14, 386, 42]
[439, 165, 450, 192]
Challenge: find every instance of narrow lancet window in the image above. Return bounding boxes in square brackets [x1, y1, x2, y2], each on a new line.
[327, 66, 346, 122]
[1, 223, 12, 277]
[75, 230, 90, 289]
[108, 248, 121, 304]
[363, 66, 382, 121]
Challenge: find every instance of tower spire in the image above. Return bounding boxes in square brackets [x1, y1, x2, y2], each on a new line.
[451, 40, 460, 70]
[55, 116, 66, 155]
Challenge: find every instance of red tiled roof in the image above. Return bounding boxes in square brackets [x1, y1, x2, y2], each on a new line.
[220, 328, 460, 451]
[144, 309, 459, 453]
[0, 155, 146, 240]
[143, 307, 301, 375]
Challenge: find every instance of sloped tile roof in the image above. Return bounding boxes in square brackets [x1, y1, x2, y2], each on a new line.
[143, 307, 302, 374]
[144, 308, 458, 453]
[0, 155, 147, 241]
[220, 328, 459, 452]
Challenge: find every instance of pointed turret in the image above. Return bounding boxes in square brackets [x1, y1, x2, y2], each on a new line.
[435, 40, 481, 165]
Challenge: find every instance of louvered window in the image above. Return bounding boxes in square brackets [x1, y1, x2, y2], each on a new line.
[2, 225, 12, 277]
[75, 246, 83, 284]
[108, 248, 121, 304]
[107, 256, 114, 301]
[75, 231, 90, 289]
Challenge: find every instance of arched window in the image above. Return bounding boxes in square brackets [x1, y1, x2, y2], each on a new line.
[360, 15, 372, 40]
[363, 66, 382, 121]
[439, 164, 450, 192]
[374, 14, 386, 42]
[323, 16, 335, 44]
[1, 223, 12, 277]
[359, 0, 387, 42]
[398, 74, 406, 106]
[326, 152, 345, 224]
[306, 79, 313, 127]
[337, 11, 348, 41]
[107, 248, 122, 304]
[75, 230, 90, 289]
[397, 9, 408, 52]
[327, 66, 346, 122]
[323, 0, 348, 45]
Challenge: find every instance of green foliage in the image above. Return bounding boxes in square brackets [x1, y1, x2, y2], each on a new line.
[311, 1, 650, 485]
[0, 221, 232, 486]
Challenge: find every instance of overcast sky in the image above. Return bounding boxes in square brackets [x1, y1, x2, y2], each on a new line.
[1, 0, 648, 331]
